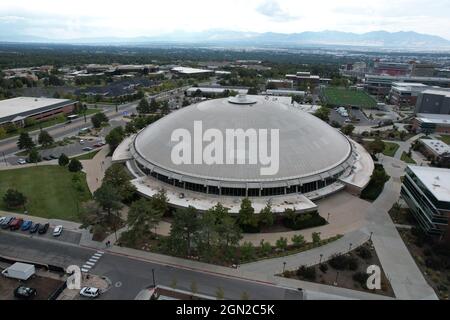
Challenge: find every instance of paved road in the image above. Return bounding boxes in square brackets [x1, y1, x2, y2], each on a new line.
[0, 101, 138, 157]
[0, 231, 302, 300]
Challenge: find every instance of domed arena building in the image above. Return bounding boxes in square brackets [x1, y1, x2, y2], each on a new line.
[113, 95, 374, 214]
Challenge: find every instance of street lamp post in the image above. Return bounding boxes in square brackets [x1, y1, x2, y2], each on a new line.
[369, 232, 374, 241]
[334, 272, 340, 286]
[327, 213, 330, 222]
[319, 254, 323, 265]
[282, 262, 286, 273]
[152, 269, 156, 287]
[349, 243, 353, 252]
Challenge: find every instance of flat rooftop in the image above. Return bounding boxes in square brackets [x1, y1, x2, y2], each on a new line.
[171, 67, 213, 74]
[422, 89, 450, 97]
[408, 165, 450, 202]
[416, 113, 450, 125]
[420, 139, 450, 156]
[0, 97, 74, 123]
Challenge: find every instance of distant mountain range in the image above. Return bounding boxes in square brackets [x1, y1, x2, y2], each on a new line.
[2, 30, 450, 49]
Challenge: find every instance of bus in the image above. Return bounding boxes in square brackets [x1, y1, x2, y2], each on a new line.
[67, 115, 79, 123]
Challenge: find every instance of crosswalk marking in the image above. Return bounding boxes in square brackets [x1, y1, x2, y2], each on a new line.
[86, 261, 95, 266]
[89, 258, 98, 263]
[82, 265, 92, 269]
[81, 268, 90, 273]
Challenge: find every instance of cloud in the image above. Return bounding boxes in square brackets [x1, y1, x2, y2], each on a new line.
[256, 0, 299, 22]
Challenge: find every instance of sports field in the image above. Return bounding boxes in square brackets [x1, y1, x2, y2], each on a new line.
[323, 87, 377, 109]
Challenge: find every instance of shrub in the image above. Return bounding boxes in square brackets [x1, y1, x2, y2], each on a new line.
[291, 234, 306, 248]
[360, 164, 390, 201]
[275, 237, 288, 252]
[319, 263, 328, 273]
[282, 210, 327, 231]
[329, 254, 359, 271]
[296, 265, 316, 281]
[353, 272, 369, 288]
[356, 246, 372, 260]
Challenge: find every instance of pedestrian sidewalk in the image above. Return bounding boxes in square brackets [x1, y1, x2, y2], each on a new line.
[81, 145, 112, 193]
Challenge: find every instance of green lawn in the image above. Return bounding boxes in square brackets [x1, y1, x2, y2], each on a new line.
[323, 87, 377, 109]
[401, 152, 417, 164]
[437, 135, 450, 145]
[383, 142, 400, 157]
[0, 166, 91, 222]
[72, 150, 100, 161]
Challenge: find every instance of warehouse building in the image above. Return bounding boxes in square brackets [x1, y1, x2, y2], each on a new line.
[0, 97, 77, 128]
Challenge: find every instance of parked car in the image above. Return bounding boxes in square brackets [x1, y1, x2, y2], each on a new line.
[50, 154, 59, 160]
[42, 156, 52, 161]
[10, 218, 24, 231]
[20, 220, 33, 231]
[17, 159, 27, 165]
[0, 217, 5, 224]
[1, 217, 13, 229]
[14, 286, 37, 299]
[82, 147, 93, 152]
[79, 139, 85, 145]
[38, 223, 49, 234]
[29, 223, 40, 234]
[53, 225, 63, 237]
[79, 287, 100, 298]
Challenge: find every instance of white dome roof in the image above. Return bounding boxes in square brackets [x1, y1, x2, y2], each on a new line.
[133, 96, 352, 185]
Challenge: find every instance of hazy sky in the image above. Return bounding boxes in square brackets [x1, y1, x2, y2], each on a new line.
[1, 0, 450, 39]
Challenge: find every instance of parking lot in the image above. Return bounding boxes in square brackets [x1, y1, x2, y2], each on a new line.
[8, 138, 104, 165]
[0, 217, 82, 245]
[0, 270, 64, 300]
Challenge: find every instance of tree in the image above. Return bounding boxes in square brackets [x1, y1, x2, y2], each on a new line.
[3, 189, 27, 209]
[341, 124, 355, 136]
[125, 122, 136, 135]
[238, 198, 258, 230]
[260, 240, 272, 256]
[91, 112, 109, 128]
[312, 232, 321, 245]
[105, 126, 125, 151]
[103, 164, 137, 202]
[38, 130, 54, 147]
[127, 198, 164, 238]
[149, 99, 159, 113]
[152, 189, 169, 215]
[240, 242, 255, 262]
[170, 206, 200, 256]
[258, 203, 274, 228]
[275, 237, 288, 251]
[399, 130, 407, 141]
[93, 183, 123, 217]
[0, 126, 6, 139]
[137, 98, 150, 114]
[314, 107, 330, 122]
[291, 234, 306, 248]
[68, 159, 83, 172]
[17, 132, 35, 151]
[368, 138, 385, 156]
[58, 153, 69, 166]
[216, 213, 242, 250]
[28, 148, 41, 163]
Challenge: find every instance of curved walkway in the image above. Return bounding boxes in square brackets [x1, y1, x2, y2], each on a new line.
[81, 145, 112, 193]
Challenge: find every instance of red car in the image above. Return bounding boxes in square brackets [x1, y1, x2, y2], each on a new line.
[10, 218, 24, 231]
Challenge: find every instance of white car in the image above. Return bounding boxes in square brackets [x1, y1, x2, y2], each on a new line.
[0, 217, 5, 224]
[53, 225, 63, 237]
[80, 287, 100, 298]
[79, 139, 85, 145]
[17, 159, 27, 165]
